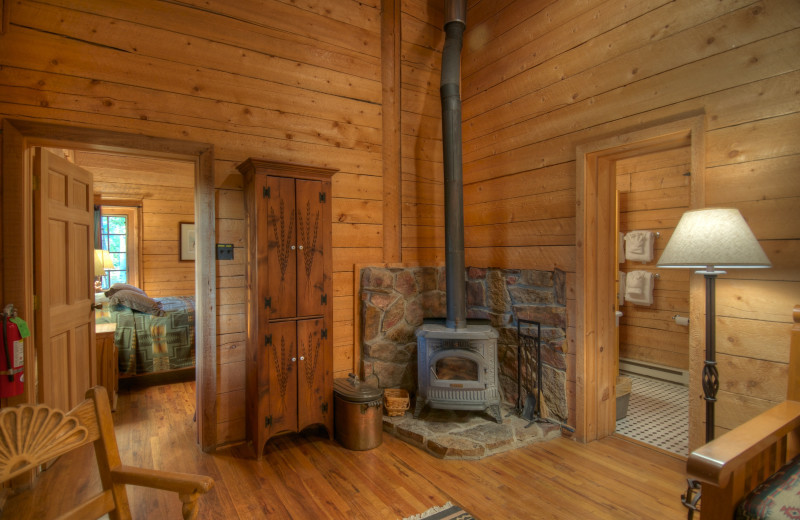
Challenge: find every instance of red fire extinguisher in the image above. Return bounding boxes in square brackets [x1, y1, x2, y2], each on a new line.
[1, 305, 28, 398]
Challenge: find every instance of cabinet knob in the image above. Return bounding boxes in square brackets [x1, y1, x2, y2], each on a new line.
[291, 245, 296, 250]
[298, 245, 304, 250]
[292, 357, 297, 362]
[300, 356, 305, 361]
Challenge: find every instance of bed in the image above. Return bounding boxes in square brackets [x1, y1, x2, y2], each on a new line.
[686, 304, 800, 519]
[95, 285, 196, 378]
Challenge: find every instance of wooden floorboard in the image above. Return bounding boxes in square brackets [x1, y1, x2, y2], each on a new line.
[3, 382, 690, 519]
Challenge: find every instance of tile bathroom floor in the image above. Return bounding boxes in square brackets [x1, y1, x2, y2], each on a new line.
[615, 373, 689, 457]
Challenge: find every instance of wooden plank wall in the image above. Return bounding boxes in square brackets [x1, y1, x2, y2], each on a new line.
[0, 0, 382, 447]
[399, 1, 446, 264]
[76, 151, 196, 297]
[617, 147, 691, 371]
[460, 0, 800, 445]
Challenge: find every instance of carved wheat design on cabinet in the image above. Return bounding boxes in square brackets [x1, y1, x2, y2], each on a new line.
[270, 198, 293, 281]
[297, 201, 320, 278]
[272, 335, 291, 400]
[302, 331, 322, 389]
[0, 405, 89, 481]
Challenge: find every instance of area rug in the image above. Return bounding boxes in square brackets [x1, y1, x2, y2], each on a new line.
[402, 501, 476, 520]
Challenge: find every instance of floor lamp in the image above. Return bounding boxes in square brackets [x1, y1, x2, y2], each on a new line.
[659, 208, 771, 518]
[657, 208, 771, 443]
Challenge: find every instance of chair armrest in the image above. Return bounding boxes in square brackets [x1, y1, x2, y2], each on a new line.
[688, 400, 800, 487]
[112, 465, 214, 495]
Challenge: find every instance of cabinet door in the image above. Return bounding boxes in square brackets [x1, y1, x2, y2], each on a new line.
[266, 176, 297, 320]
[295, 179, 326, 317]
[296, 318, 328, 432]
[265, 321, 298, 435]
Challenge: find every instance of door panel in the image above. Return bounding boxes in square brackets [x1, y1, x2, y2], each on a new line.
[297, 318, 326, 431]
[295, 180, 324, 317]
[267, 320, 297, 435]
[266, 176, 297, 320]
[35, 149, 95, 410]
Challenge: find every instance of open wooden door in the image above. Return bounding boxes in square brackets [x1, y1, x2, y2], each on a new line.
[33, 148, 96, 411]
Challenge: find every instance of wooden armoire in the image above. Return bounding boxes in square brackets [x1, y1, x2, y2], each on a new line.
[238, 158, 336, 459]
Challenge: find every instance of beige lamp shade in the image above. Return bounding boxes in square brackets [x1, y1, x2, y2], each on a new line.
[94, 249, 116, 276]
[656, 208, 771, 270]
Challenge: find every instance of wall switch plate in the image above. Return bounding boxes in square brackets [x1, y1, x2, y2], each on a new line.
[216, 244, 234, 260]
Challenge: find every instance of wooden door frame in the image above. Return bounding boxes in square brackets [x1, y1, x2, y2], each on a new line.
[2, 119, 218, 451]
[574, 113, 706, 443]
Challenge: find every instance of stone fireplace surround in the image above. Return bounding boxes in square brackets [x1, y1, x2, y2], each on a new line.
[360, 266, 568, 424]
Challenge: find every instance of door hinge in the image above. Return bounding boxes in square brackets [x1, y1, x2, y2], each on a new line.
[32, 176, 40, 191]
[321, 329, 328, 339]
[321, 402, 328, 414]
[264, 296, 271, 309]
[265, 416, 272, 428]
[320, 294, 327, 305]
[265, 334, 272, 346]
[319, 192, 326, 203]
[33, 295, 40, 311]
[263, 186, 270, 198]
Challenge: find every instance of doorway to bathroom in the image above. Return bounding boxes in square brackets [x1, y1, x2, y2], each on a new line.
[575, 114, 705, 453]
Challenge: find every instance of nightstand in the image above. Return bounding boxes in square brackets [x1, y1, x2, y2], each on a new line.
[96, 323, 118, 411]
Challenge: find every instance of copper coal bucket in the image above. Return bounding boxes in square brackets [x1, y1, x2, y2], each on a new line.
[334, 374, 384, 451]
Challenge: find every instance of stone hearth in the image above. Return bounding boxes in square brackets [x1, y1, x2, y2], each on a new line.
[382, 405, 561, 460]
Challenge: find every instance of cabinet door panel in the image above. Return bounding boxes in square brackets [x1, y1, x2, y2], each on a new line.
[295, 179, 325, 317]
[297, 318, 327, 431]
[267, 321, 298, 434]
[266, 176, 297, 319]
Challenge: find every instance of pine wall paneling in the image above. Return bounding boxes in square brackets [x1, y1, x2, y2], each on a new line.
[0, 0, 383, 448]
[461, 0, 800, 449]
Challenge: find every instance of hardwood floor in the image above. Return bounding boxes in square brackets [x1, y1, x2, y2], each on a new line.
[3, 382, 690, 519]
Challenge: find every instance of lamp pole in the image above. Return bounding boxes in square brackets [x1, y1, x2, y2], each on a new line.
[700, 268, 721, 442]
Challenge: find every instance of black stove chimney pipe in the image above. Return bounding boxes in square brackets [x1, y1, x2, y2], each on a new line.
[442, 0, 467, 330]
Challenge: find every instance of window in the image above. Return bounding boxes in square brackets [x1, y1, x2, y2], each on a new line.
[99, 205, 141, 290]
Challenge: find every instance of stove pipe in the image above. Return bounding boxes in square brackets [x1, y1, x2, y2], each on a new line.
[441, 0, 467, 331]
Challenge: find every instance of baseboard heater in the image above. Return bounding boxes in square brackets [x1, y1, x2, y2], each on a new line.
[619, 358, 688, 386]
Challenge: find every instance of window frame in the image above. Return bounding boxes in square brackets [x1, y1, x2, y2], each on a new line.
[99, 203, 142, 289]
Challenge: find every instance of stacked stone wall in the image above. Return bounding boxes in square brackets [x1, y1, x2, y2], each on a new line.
[360, 266, 569, 423]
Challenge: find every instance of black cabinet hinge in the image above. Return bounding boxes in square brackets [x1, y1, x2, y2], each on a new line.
[264, 296, 271, 309]
[265, 334, 272, 346]
[321, 402, 328, 414]
[265, 416, 272, 428]
[321, 329, 328, 339]
[319, 192, 326, 203]
[321, 294, 327, 305]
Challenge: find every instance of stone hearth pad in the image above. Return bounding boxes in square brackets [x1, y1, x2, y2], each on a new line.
[382, 404, 561, 460]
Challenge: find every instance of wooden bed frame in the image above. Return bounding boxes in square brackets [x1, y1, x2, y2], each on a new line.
[687, 304, 800, 519]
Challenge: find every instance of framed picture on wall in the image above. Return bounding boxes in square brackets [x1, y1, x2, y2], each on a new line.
[180, 222, 196, 261]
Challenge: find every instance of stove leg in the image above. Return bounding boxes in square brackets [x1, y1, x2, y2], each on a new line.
[414, 398, 426, 419]
[487, 404, 503, 424]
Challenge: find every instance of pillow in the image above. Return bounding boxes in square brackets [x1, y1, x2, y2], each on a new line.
[105, 283, 147, 298]
[109, 290, 164, 316]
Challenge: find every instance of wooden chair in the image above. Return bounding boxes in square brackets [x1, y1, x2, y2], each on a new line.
[0, 386, 214, 519]
[687, 304, 800, 519]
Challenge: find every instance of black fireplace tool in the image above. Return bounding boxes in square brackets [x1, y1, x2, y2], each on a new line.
[515, 319, 545, 427]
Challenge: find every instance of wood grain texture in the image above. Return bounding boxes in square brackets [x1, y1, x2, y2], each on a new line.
[4, 382, 688, 520]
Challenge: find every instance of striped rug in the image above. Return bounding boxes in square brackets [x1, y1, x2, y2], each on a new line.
[402, 502, 476, 520]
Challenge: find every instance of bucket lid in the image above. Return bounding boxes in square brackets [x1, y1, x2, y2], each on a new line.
[334, 374, 383, 402]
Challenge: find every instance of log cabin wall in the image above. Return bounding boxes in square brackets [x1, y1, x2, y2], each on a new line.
[617, 147, 691, 372]
[460, 0, 800, 448]
[0, 0, 382, 446]
[76, 151, 196, 298]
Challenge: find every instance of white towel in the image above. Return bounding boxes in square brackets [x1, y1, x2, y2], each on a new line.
[624, 230, 655, 263]
[625, 270, 654, 306]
